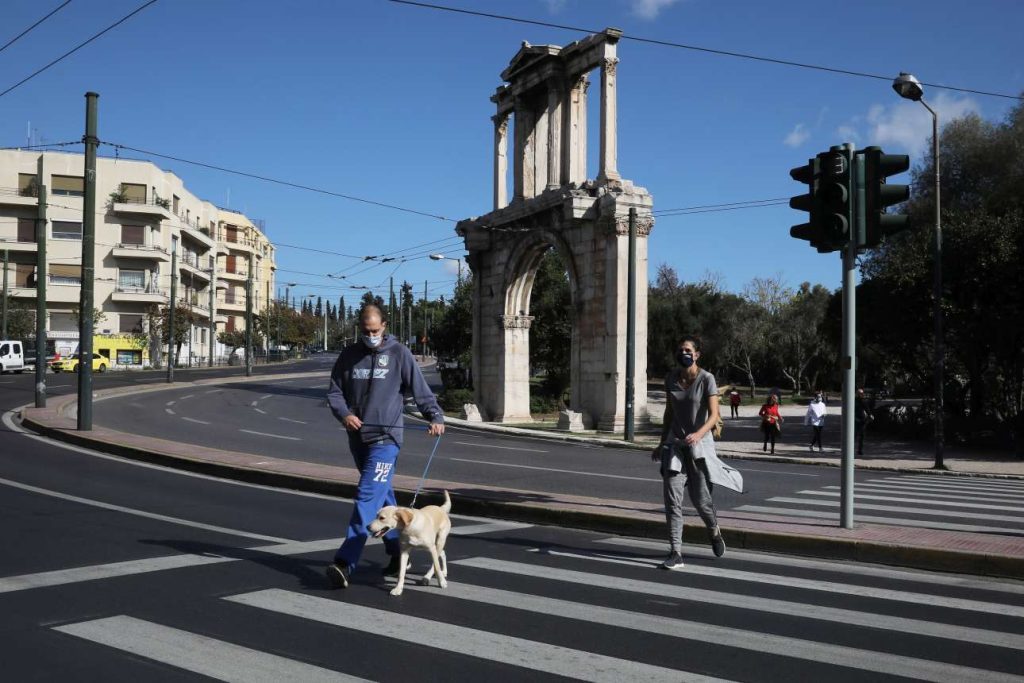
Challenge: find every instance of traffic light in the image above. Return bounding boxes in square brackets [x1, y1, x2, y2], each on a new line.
[861, 146, 910, 248]
[789, 156, 821, 246]
[789, 148, 851, 253]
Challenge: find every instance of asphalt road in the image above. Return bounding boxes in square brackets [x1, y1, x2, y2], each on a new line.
[10, 357, 1009, 537]
[1, 415, 1022, 681]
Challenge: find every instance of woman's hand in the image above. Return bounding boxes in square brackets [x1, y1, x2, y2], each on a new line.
[684, 431, 703, 446]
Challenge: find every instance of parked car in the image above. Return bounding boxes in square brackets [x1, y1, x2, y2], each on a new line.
[0, 340, 26, 374]
[51, 353, 107, 373]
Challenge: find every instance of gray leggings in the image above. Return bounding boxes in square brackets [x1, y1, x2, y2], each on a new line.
[663, 451, 718, 554]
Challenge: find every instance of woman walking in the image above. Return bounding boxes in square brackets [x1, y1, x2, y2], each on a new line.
[653, 336, 743, 570]
[804, 391, 827, 452]
[759, 394, 782, 454]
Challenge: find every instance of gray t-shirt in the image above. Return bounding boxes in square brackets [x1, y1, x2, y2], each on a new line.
[665, 368, 718, 438]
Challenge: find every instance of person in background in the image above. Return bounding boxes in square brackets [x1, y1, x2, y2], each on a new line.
[804, 391, 827, 452]
[759, 394, 782, 454]
[728, 386, 742, 418]
[854, 387, 872, 456]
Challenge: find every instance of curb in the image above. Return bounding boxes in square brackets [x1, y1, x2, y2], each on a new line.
[17, 404, 1024, 579]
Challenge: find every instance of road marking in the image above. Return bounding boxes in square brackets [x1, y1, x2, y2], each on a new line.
[180, 394, 194, 400]
[452, 557, 1024, 654]
[249, 400, 258, 406]
[49, 383, 71, 387]
[204, 389, 222, 394]
[0, 476, 292, 545]
[823, 484, 1022, 504]
[254, 408, 267, 414]
[796, 489, 1024, 512]
[515, 549, 1023, 618]
[166, 400, 176, 406]
[766, 496, 1024, 523]
[164, 408, 176, 415]
[446, 456, 656, 482]
[54, 616, 364, 683]
[182, 417, 211, 425]
[453, 440, 548, 453]
[734, 505, 1015, 534]
[738, 467, 820, 477]
[260, 394, 273, 400]
[226, 590, 708, 683]
[595, 536, 1024, 595]
[239, 428, 300, 441]
[449, 520, 533, 535]
[278, 417, 307, 424]
[399, 581, 1021, 682]
[874, 477, 1024, 494]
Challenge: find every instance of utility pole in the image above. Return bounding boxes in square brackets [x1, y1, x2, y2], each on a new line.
[78, 92, 99, 431]
[423, 279, 428, 357]
[186, 281, 192, 368]
[265, 281, 270, 356]
[34, 175, 48, 408]
[625, 207, 637, 441]
[245, 262, 253, 376]
[1, 248, 8, 339]
[167, 238, 177, 383]
[389, 276, 394, 328]
[208, 262, 215, 367]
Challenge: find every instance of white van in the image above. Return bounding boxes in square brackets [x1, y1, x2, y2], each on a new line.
[0, 340, 26, 374]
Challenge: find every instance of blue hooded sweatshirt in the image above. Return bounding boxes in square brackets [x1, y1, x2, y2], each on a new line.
[327, 334, 443, 446]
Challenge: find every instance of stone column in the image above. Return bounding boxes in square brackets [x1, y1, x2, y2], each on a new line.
[533, 99, 548, 198]
[546, 84, 562, 190]
[493, 114, 509, 210]
[514, 101, 536, 199]
[498, 313, 534, 422]
[598, 57, 620, 183]
[563, 74, 588, 185]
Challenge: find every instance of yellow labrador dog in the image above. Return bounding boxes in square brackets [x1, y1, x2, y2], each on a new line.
[368, 491, 451, 597]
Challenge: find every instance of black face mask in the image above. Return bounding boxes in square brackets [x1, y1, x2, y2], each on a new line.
[676, 351, 695, 368]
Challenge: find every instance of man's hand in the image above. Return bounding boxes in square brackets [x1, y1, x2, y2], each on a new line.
[343, 415, 362, 431]
[651, 445, 663, 461]
[428, 423, 445, 436]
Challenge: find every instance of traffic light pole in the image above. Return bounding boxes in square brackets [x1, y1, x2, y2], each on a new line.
[35, 181, 47, 408]
[624, 207, 637, 442]
[839, 147, 863, 530]
[78, 92, 99, 431]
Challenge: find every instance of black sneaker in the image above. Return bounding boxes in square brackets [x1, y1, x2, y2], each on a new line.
[659, 552, 684, 570]
[325, 563, 349, 589]
[710, 529, 727, 558]
[382, 555, 412, 577]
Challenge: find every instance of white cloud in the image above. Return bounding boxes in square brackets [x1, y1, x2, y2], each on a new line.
[861, 92, 980, 158]
[629, 0, 682, 20]
[541, 0, 569, 13]
[783, 123, 810, 148]
[836, 125, 860, 144]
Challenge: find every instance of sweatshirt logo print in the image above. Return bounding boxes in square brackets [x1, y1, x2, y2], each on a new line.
[378, 354, 389, 367]
[352, 368, 390, 379]
[373, 462, 393, 482]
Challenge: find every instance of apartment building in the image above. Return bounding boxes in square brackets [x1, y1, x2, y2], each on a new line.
[0, 149, 276, 367]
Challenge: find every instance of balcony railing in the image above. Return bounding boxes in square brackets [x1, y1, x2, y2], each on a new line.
[1, 185, 40, 198]
[116, 242, 168, 253]
[115, 284, 165, 295]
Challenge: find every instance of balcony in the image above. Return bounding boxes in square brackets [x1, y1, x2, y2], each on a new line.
[112, 242, 171, 262]
[219, 268, 248, 282]
[218, 294, 246, 311]
[0, 237, 38, 253]
[180, 254, 212, 282]
[111, 285, 168, 304]
[110, 195, 173, 220]
[180, 223, 216, 251]
[0, 185, 40, 208]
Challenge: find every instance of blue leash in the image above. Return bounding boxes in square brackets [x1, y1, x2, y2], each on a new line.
[410, 434, 443, 508]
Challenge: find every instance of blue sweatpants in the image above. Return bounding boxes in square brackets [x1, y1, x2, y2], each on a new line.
[334, 438, 402, 573]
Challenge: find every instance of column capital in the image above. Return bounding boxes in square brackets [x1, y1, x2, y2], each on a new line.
[499, 314, 534, 330]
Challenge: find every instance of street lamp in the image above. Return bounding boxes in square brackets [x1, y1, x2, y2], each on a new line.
[892, 71, 944, 470]
[429, 253, 464, 284]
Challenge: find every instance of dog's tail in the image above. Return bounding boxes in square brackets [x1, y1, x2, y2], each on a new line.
[440, 490, 451, 513]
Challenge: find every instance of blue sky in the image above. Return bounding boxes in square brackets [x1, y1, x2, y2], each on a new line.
[2, 0, 1021, 304]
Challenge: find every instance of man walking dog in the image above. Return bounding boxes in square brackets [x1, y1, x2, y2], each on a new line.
[325, 304, 445, 588]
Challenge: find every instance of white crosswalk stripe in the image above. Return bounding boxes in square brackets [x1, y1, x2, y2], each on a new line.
[225, 589, 725, 683]
[735, 473, 1024, 534]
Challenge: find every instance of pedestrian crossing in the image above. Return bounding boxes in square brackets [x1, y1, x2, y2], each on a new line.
[734, 474, 1024, 534]
[49, 533, 1024, 682]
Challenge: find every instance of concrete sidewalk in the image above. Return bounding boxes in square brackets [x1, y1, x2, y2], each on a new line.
[15, 377, 1024, 579]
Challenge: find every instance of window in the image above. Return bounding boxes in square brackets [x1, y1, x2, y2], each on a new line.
[0, 344, 8, 356]
[225, 225, 239, 243]
[172, 195, 180, 214]
[200, 329, 206, 344]
[51, 175, 84, 197]
[17, 218, 36, 242]
[121, 225, 145, 245]
[52, 221, 82, 240]
[226, 254, 237, 273]
[122, 183, 146, 204]
[119, 314, 143, 334]
[118, 269, 146, 290]
[226, 317, 236, 332]
[18, 174, 37, 197]
[116, 349, 142, 365]
[49, 264, 82, 285]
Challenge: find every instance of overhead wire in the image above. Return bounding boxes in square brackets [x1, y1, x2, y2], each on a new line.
[0, 1, 74, 55]
[0, 0, 160, 99]
[388, 0, 1023, 101]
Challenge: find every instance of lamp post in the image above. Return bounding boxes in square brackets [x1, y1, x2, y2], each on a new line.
[429, 253, 464, 285]
[892, 71, 944, 470]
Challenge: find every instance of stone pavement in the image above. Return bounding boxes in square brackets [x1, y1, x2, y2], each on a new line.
[14, 375, 1024, 579]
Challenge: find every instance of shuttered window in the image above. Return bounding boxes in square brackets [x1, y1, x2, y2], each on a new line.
[122, 183, 146, 203]
[49, 264, 82, 285]
[119, 314, 143, 333]
[14, 264, 35, 287]
[121, 225, 145, 245]
[51, 175, 84, 196]
[18, 174, 37, 197]
[17, 218, 36, 242]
